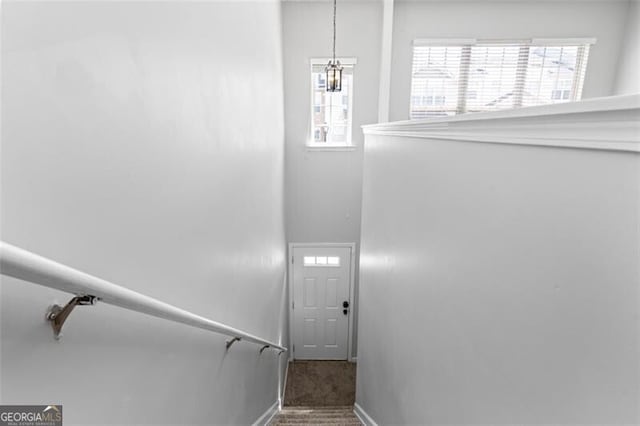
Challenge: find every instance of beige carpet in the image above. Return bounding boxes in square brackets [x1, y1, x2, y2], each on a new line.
[271, 362, 360, 425]
[283, 360, 357, 407]
[269, 406, 361, 425]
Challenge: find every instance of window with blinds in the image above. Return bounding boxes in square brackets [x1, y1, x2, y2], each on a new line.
[409, 39, 593, 119]
[310, 59, 355, 147]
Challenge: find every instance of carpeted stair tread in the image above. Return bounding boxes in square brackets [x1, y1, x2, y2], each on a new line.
[277, 413, 358, 418]
[278, 408, 355, 414]
[276, 417, 359, 423]
[271, 423, 362, 426]
[269, 419, 362, 426]
[281, 406, 354, 410]
[269, 406, 361, 426]
[273, 422, 359, 424]
[271, 422, 362, 426]
[278, 410, 356, 416]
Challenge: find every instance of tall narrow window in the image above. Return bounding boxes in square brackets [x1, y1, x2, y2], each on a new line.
[309, 58, 356, 147]
[409, 39, 593, 119]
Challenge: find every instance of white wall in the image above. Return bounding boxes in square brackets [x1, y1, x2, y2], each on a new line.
[282, 0, 383, 357]
[615, 0, 640, 94]
[0, 1, 287, 424]
[282, 0, 632, 359]
[389, 0, 630, 121]
[356, 100, 640, 424]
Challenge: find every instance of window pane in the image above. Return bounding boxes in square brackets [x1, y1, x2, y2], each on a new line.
[310, 64, 354, 146]
[522, 45, 587, 107]
[303, 255, 340, 267]
[410, 46, 462, 119]
[409, 40, 590, 118]
[466, 44, 520, 112]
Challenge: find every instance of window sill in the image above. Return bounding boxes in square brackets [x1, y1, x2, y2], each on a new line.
[305, 145, 357, 152]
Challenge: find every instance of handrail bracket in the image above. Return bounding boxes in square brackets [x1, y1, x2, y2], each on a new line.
[259, 345, 270, 354]
[226, 337, 241, 350]
[46, 295, 98, 339]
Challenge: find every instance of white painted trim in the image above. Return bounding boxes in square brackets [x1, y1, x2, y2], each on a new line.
[281, 359, 289, 403]
[310, 57, 358, 65]
[288, 243, 357, 362]
[347, 244, 357, 363]
[425, 0, 627, 1]
[377, 0, 394, 123]
[305, 145, 357, 152]
[413, 38, 477, 46]
[354, 403, 378, 426]
[531, 37, 597, 46]
[287, 244, 295, 363]
[350, 356, 357, 363]
[277, 271, 288, 405]
[252, 401, 279, 426]
[362, 94, 640, 153]
[413, 37, 596, 46]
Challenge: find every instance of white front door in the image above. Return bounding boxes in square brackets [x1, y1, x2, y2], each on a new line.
[291, 246, 352, 360]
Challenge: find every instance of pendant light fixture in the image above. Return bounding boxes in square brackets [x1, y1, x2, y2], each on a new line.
[326, 0, 342, 92]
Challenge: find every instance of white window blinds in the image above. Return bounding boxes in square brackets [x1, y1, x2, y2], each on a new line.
[410, 39, 593, 119]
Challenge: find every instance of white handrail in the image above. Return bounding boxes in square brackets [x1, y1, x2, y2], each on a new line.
[0, 241, 286, 352]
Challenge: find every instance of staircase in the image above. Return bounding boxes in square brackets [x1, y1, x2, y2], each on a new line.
[273, 360, 361, 425]
[269, 406, 361, 425]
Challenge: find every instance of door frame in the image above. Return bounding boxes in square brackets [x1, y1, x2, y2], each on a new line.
[288, 242, 356, 362]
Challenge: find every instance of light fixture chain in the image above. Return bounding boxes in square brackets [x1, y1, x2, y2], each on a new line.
[332, 0, 337, 63]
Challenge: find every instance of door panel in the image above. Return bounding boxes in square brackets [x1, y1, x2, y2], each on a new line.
[304, 278, 316, 307]
[303, 319, 316, 347]
[292, 246, 351, 360]
[326, 278, 338, 307]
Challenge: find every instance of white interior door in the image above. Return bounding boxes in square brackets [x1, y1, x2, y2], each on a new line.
[291, 246, 352, 360]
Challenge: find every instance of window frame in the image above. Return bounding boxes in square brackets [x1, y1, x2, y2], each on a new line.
[308, 57, 357, 151]
[409, 38, 595, 119]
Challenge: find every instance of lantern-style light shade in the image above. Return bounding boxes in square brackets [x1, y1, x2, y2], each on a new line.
[326, 60, 343, 92]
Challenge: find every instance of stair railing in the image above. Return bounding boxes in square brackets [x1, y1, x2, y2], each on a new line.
[0, 241, 286, 353]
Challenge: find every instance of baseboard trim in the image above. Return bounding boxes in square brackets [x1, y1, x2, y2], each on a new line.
[281, 359, 290, 402]
[252, 400, 279, 426]
[354, 402, 378, 426]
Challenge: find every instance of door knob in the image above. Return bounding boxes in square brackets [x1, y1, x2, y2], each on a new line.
[343, 309, 348, 315]
[343, 301, 349, 308]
